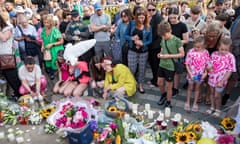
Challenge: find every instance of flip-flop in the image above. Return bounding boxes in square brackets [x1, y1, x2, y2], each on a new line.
[205, 100, 211, 105]
[197, 97, 202, 103]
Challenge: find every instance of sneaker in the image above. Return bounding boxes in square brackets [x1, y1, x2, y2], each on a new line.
[222, 94, 230, 106]
[157, 92, 167, 105]
[165, 101, 172, 108]
[172, 88, 179, 97]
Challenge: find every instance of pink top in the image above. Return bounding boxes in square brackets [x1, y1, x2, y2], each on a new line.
[69, 61, 91, 84]
[208, 51, 236, 87]
[58, 62, 69, 81]
[185, 48, 210, 80]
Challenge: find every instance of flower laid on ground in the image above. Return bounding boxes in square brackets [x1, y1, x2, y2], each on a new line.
[220, 117, 236, 131]
[44, 123, 58, 134]
[29, 111, 43, 125]
[216, 134, 235, 144]
[18, 106, 31, 125]
[3, 104, 21, 125]
[54, 102, 88, 129]
[39, 104, 55, 119]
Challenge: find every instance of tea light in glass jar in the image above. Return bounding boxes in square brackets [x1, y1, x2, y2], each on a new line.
[7, 133, 15, 142]
[16, 137, 24, 144]
[132, 104, 138, 114]
[0, 131, 4, 139]
[148, 110, 154, 119]
[145, 103, 150, 111]
[164, 107, 171, 118]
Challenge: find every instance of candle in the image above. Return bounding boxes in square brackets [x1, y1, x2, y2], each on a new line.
[7, 133, 15, 142]
[148, 110, 153, 119]
[0, 131, 4, 139]
[164, 107, 171, 118]
[16, 137, 24, 144]
[124, 114, 130, 122]
[132, 104, 138, 114]
[145, 104, 150, 111]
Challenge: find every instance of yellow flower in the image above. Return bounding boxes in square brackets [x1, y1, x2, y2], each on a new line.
[188, 131, 197, 140]
[186, 124, 194, 131]
[193, 124, 202, 134]
[116, 135, 121, 144]
[220, 117, 236, 130]
[173, 130, 178, 137]
[176, 132, 190, 143]
[93, 132, 99, 139]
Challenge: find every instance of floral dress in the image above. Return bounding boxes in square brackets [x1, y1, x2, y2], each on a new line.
[208, 51, 236, 87]
[185, 48, 210, 80]
[41, 27, 64, 70]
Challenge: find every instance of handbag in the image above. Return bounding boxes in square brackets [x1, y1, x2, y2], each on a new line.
[111, 38, 122, 62]
[122, 21, 132, 66]
[18, 26, 40, 56]
[43, 50, 52, 60]
[164, 40, 185, 73]
[0, 54, 16, 70]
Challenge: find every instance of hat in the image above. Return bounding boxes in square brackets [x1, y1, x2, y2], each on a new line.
[15, 6, 25, 13]
[216, 0, 224, 4]
[71, 9, 79, 17]
[94, 2, 102, 11]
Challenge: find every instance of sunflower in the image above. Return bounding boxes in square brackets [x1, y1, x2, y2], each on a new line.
[187, 131, 197, 140]
[220, 117, 236, 131]
[193, 124, 202, 134]
[93, 132, 99, 139]
[176, 132, 190, 143]
[108, 106, 117, 112]
[186, 124, 194, 131]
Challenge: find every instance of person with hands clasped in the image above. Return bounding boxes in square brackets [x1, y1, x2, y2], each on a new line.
[184, 36, 210, 112]
[157, 21, 184, 108]
[41, 14, 64, 80]
[205, 37, 236, 118]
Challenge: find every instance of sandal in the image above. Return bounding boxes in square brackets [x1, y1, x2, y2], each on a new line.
[184, 103, 190, 111]
[205, 107, 215, 115]
[192, 104, 199, 112]
[197, 97, 202, 103]
[212, 109, 221, 118]
[205, 100, 211, 105]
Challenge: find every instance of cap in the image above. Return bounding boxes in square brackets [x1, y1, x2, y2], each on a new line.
[15, 6, 25, 13]
[94, 2, 102, 11]
[71, 9, 79, 17]
[216, 0, 224, 4]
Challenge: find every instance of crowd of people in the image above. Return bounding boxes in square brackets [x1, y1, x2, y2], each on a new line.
[0, 0, 239, 119]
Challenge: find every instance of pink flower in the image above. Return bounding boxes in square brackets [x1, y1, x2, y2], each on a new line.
[109, 123, 117, 130]
[81, 110, 88, 118]
[217, 134, 234, 144]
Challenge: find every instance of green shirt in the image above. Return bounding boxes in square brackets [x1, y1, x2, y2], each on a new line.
[159, 35, 183, 71]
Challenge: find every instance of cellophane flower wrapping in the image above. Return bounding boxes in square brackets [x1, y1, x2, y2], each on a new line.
[47, 98, 95, 133]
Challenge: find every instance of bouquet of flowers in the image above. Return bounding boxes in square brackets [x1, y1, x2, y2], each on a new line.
[47, 99, 93, 133]
[220, 117, 236, 131]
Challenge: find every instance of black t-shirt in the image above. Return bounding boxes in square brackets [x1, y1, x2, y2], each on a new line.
[59, 21, 70, 33]
[171, 22, 188, 40]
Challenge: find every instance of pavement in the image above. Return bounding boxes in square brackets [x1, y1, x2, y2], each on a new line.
[0, 67, 239, 144]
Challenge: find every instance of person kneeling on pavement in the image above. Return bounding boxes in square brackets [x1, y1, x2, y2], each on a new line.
[101, 57, 136, 99]
[18, 56, 47, 99]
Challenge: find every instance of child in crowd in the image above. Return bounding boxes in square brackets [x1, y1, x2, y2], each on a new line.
[157, 21, 185, 108]
[206, 37, 236, 117]
[89, 56, 105, 97]
[53, 50, 70, 94]
[184, 36, 209, 112]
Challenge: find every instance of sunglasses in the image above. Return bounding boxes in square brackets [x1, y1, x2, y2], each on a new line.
[136, 10, 145, 15]
[148, 9, 155, 12]
[121, 15, 127, 18]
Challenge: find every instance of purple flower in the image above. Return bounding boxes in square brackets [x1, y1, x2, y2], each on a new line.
[217, 134, 235, 144]
[89, 120, 98, 131]
[109, 123, 117, 130]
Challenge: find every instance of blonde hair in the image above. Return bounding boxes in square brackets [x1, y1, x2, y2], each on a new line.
[207, 11, 216, 19]
[42, 14, 55, 28]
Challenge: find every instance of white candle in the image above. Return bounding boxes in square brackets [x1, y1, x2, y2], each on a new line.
[7, 133, 15, 142]
[148, 110, 153, 119]
[132, 104, 138, 114]
[145, 104, 150, 111]
[164, 107, 171, 118]
[0, 131, 4, 139]
[16, 137, 24, 144]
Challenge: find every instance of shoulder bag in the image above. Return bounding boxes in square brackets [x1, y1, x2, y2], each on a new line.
[122, 21, 132, 66]
[164, 40, 184, 73]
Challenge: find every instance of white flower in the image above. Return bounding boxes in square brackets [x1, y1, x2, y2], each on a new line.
[201, 121, 218, 139]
